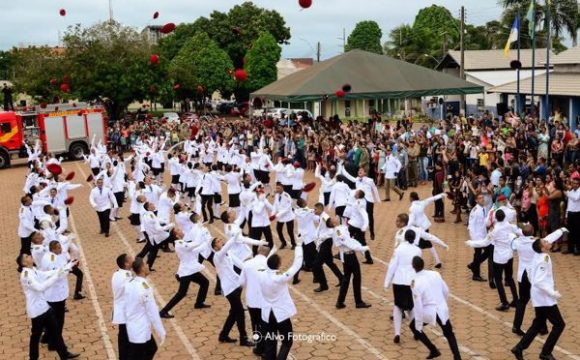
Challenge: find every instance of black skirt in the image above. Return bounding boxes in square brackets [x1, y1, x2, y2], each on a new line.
[114, 192, 125, 207]
[129, 213, 140, 226]
[393, 284, 414, 311]
[213, 193, 222, 204]
[229, 193, 240, 207]
[255, 170, 269, 184]
[418, 238, 433, 249]
[171, 175, 180, 184]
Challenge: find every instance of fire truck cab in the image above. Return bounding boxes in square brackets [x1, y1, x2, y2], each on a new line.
[0, 103, 107, 169]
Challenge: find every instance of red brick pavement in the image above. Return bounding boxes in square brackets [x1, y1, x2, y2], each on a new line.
[1, 160, 579, 359]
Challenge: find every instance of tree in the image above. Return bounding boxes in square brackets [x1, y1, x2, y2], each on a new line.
[168, 33, 234, 107]
[61, 21, 165, 120]
[500, 0, 578, 47]
[11, 46, 66, 102]
[245, 32, 281, 93]
[345, 21, 383, 54]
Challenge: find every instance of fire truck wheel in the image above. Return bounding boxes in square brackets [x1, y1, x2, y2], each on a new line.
[69, 142, 88, 161]
[0, 150, 10, 169]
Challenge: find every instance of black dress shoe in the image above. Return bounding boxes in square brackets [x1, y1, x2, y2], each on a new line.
[67, 352, 81, 359]
[512, 327, 525, 336]
[362, 260, 374, 265]
[73, 293, 86, 300]
[495, 303, 510, 312]
[292, 278, 301, 285]
[393, 335, 400, 344]
[194, 304, 211, 309]
[539, 353, 556, 360]
[159, 311, 174, 319]
[239, 339, 254, 347]
[214, 289, 222, 296]
[335, 303, 346, 309]
[314, 286, 329, 293]
[383, 198, 391, 202]
[218, 336, 237, 343]
[399, 192, 405, 200]
[511, 346, 524, 360]
[427, 348, 441, 359]
[370, 234, 375, 240]
[355, 302, 371, 309]
[509, 301, 517, 308]
[105, 233, 110, 237]
[434, 263, 442, 269]
[539, 327, 549, 335]
[472, 275, 486, 282]
[489, 282, 496, 289]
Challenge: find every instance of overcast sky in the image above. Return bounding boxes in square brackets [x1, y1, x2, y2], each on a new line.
[0, 0, 504, 59]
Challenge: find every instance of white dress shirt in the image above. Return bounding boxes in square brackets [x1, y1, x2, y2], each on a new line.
[239, 254, 268, 309]
[174, 240, 205, 277]
[408, 194, 445, 230]
[39, 251, 69, 302]
[385, 242, 422, 287]
[111, 269, 132, 325]
[124, 276, 166, 344]
[530, 253, 558, 307]
[566, 188, 580, 212]
[468, 204, 488, 241]
[467, 220, 523, 264]
[250, 195, 273, 228]
[89, 186, 118, 212]
[412, 270, 450, 332]
[20, 267, 67, 318]
[273, 192, 295, 223]
[259, 246, 303, 322]
[295, 207, 317, 245]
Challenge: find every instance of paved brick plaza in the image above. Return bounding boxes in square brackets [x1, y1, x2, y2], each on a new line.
[1, 160, 579, 359]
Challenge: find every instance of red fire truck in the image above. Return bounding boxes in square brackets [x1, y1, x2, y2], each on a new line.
[0, 103, 107, 169]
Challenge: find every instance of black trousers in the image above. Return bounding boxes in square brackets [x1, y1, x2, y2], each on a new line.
[412, 316, 462, 360]
[220, 287, 247, 340]
[248, 307, 265, 355]
[366, 201, 375, 238]
[20, 235, 32, 255]
[128, 337, 157, 360]
[276, 221, 296, 246]
[137, 238, 162, 270]
[434, 197, 444, 217]
[199, 253, 221, 293]
[31, 309, 68, 360]
[162, 272, 209, 312]
[71, 266, 83, 295]
[264, 311, 293, 360]
[470, 245, 492, 278]
[201, 194, 214, 222]
[97, 209, 111, 234]
[348, 225, 372, 262]
[313, 239, 343, 287]
[493, 259, 518, 305]
[337, 253, 363, 305]
[568, 211, 580, 253]
[47, 300, 66, 349]
[303, 241, 317, 272]
[250, 226, 273, 254]
[513, 272, 548, 332]
[517, 305, 566, 356]
[118, 324, 129, 360]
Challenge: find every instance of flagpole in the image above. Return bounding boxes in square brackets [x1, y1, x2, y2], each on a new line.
[545, 1, 551, 122]
[530, 0, 537, 118]
[517, 12, 521, 115]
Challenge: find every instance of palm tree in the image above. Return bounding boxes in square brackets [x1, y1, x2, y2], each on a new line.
[499, 0, 578, 46]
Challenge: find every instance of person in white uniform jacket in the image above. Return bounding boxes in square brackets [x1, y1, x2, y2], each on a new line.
[111, 253, 134, 360]
[384, 228, 423, 344]
[512, 234, 567, 360]
[410, 256, 462, 360]
[466, 194, 491, 282]
[18, 253, 79, 360]
[511, 225, 566, 336]
[466, 209, 522, 311]
[314, 163, 336, 206]
[381, 147, 404, 202]
[89, 177, 118, 237]
[159, 228, 210, 318]
[327, 175, 351, 221]
[272, 182, 296, 249]
[123, 257, 166, 360]
[408, 191, 447, 268]
[239, 245, 275, 356]
[211, 234, 267, 346]
[19, 194, 37, 255]
[259, 238, 303, 360]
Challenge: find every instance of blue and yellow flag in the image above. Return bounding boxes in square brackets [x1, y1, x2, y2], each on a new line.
[504, 17, 519, 58]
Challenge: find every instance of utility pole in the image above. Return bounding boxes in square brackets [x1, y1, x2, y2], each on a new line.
[316, 42, 321, 62]
[109, 0, 114, 22]
[460, 6, 466, 115]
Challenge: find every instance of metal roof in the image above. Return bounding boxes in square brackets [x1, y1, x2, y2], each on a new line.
[439, 49, 553, 71]
[488, 72, 580, 97]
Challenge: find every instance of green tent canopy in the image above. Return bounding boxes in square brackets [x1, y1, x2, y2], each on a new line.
[251, 49, 483, 102]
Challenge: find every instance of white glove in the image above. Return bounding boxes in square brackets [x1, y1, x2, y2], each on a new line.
[553, 290, 562, 300]
[296, 233, 304, 246]
[441, 193, 448, 199]
[259, 240, 268, 246]
[159, 334, 166, 346]
[443, 244, 450, 251]
[560, 227, 569, 233]
[362, 246, 370, 252]
[465, 240, 472, 247]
